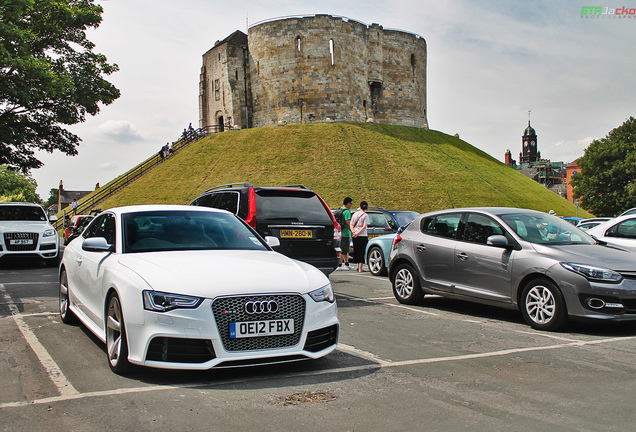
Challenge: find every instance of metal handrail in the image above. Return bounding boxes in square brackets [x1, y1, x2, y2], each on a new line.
[53, 127, 214, 230]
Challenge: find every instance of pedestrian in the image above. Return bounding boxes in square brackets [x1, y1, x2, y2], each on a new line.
[168, 141, 173, 156]
[336, 197, 353, 271]
[350, 201, 369, 272]
[71, 199, 78, 215]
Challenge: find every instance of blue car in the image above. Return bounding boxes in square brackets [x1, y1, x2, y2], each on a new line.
[365, 233, 397, 276]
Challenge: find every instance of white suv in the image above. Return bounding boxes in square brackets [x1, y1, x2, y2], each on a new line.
[0, 202, 60, 267]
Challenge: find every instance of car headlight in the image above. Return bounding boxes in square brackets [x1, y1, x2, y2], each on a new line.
[561, 262, 622, 283]
[142, 290, 204, 312]
[43, 229, 56, 237]
[308, 284, 335, 303]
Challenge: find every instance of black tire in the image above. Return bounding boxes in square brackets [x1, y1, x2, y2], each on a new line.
[392, 263, 424, 304]
[367, 246, 387, 276]
[59, 269, 77, 324]
[106, 292, 131, 374]
[520, 278, 568, 331]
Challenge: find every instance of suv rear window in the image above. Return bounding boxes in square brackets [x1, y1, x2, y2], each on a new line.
[255, 190, 331, 223]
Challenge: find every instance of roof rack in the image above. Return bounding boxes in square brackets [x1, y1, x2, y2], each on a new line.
[281, 184, 309, 190]
[203, 182, 253, 193]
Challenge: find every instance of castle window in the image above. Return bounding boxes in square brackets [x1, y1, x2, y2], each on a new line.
[296, 36, 302, 52]
[214, 79, 220, 101]
[329, 39, 335, 66]
[410, 54, 416, 75]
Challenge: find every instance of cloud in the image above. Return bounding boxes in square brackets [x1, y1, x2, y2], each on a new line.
[98, 162, 119, 171]
[91, 120, 145, 144]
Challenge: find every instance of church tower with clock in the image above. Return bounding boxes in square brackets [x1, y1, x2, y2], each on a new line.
[519, 115, 539, 165]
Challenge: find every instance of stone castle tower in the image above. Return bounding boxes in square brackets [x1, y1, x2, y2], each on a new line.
[199, 15, 428, 131]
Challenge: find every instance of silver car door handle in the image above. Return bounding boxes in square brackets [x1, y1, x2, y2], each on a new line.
[456, 252, 469, 260]
[76, 257, 83, 266]
[416, 244, 426, 251]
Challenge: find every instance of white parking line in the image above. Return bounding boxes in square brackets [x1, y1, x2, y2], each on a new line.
[0, 284, 78, 397]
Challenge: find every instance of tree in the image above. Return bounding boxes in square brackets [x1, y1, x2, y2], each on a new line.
[44, 187, 59, 207]
[0, 0, 120, 172]
[0, 165, 40, 202]
[571, 116, 636, 216]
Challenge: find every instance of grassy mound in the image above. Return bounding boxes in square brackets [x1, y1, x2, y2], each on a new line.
[96, 122, 587, 216]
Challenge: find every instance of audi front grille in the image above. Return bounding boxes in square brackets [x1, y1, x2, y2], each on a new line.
[212, 295, 306, 352]
[4, 232, 38, 251]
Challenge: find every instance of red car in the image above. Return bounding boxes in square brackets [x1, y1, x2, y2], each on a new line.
[63, 215, 94, 245]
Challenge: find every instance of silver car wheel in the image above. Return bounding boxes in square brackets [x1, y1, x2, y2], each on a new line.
[395, 268, 414, 298]
[106, 294, 130, 373]
[367, 247, 386, 276]
[525, 285, 555, 324]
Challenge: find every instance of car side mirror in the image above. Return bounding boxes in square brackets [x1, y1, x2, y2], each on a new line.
[265, 236, 280, 248]
[486, 235, 510, 248]
[82, 237, 114, 253]
[49, 215, 58, 222]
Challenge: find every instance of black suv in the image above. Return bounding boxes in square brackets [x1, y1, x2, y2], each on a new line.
[190, 183, 339, 275]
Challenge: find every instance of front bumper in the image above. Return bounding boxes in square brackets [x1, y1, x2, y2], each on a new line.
[125, 293, 339, 370]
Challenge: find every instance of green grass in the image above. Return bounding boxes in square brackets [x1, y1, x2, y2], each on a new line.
[95, 122, 589, 217]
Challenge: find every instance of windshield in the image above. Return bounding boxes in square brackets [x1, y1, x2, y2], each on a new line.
[0, 205, 47, 221]
[123, 210, 269, 253]
[390, 211, 419, 227]
[500, 213, 595, 245]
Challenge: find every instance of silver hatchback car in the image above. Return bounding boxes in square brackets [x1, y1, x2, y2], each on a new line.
[388, 207, 636, 331]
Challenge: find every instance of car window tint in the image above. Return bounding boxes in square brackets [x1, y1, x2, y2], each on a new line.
[0, 205, 47, 221]
[463, 213, 505, 245]
[607, 219, 636, 239]
[255, 190, 331, 223]
[383, 213, 397, 229]
[368, 212, 390, 228]
[191, 193, 220, 208]
[421, 213, 462, 239]
[216, 192, 240, 215]
[123, 210, 268, 253]
[83, 214, 116, 246]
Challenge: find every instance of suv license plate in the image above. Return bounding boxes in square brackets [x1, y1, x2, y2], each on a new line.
[280, 229, 312, 238]
[229, 319, 294, 339]
[10, 239, 33, 245]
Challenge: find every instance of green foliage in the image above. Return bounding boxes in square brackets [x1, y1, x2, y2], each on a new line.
[0, 0, 120, 172]
[571, 117, 636, 216]
[0, 165, 40, 202]
[90, 123, 585, 217]
[44, 187, 58, 207]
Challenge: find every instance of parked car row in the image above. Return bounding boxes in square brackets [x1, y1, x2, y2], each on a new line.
[9, 185, 636, 374]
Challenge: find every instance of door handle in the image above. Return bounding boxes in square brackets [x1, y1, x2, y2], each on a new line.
[76, 257, 83, 266]
[416, 244, 426, 251]
[456, 252, 469, 261]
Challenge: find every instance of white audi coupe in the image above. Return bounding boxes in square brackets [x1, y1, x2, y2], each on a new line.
[59, 205, 339, 374]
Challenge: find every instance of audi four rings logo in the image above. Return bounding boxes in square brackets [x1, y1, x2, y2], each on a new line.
[245, 300, 279, 314]
[14, 233, 30, 239]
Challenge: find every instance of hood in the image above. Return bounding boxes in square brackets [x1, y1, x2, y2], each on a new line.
[0, 221, 53, 232]
[531, 243, 636, 272]
[118, 250, 329, 298]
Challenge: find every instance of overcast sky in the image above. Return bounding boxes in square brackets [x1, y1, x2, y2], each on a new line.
[32, 0, 636, 198]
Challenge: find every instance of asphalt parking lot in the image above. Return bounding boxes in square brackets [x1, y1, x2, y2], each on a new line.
[1, 260, 636, 431]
